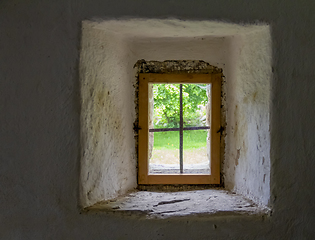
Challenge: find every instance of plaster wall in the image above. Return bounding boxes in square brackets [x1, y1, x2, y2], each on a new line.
[1, 1, 315, 239]
[80, 25, 137, 207]
[132, 27, 271, 206]
[80, 20, 271, 207]
[224, 28, 272, 205]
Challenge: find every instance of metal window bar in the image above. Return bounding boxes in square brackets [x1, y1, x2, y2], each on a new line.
[179, 84, 183, 173]
[149, 126, 210, 132]
[149, 84, 210, 174]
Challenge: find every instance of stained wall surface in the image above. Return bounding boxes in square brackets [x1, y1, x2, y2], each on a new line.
[80, 23, 137, 207]
[1, 1, 315, 239]
[223, 28, 272, 205]
[80, 20, 271, 207]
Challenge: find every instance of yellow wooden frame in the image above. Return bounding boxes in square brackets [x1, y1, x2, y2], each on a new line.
[138, 73, 221, 184]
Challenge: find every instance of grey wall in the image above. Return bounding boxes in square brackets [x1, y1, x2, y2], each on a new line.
[1, 0, 314, 239]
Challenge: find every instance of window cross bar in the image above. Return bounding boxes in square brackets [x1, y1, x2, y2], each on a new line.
[149, 126, 210, 132]
[180, 84, 183, 173]
[148, 84, 210, 174]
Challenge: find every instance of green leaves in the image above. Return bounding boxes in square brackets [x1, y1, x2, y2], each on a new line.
[153, 84, 208, 128]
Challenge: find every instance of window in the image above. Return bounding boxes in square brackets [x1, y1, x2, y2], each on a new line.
[80, 20, 271, 208]
[138, 73, 222, 184]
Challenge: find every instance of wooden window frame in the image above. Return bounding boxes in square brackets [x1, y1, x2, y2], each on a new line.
[138, 73, 221, 185]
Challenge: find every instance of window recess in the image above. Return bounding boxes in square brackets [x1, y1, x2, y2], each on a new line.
[138, 73, 222, 185]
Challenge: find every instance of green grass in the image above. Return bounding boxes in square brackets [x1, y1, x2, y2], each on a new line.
[153, 130, 207, 150]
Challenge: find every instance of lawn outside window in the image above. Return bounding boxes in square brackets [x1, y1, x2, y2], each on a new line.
[138, 73, 222, 185]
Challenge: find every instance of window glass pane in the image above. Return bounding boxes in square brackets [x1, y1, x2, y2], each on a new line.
[152, 83, 180, 129]
[147, 83, 211, 175]
[182, 84, 211, 174]
[183, 130, 210, 174]
[182, 84, 210, 127]
[149, 83, 180, 174]
[149, 131, 180, 174]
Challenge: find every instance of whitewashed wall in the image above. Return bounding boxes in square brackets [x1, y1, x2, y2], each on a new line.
[1, 1, 314, 239]
[80, 20, 271, 207]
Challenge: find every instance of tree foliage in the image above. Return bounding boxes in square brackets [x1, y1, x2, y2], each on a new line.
[153, 84, 208, 128]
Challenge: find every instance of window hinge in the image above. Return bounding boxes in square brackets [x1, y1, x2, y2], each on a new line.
[133, 123, 142, 132]
[217, 126, 224, 135]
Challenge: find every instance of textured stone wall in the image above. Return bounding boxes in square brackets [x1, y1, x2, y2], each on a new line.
[134, 59, 223, 74]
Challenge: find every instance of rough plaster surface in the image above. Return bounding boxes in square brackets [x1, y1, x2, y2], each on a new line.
[1, 1, 315, 239]
[224, 29, 272, 205]
[80, 25, 137, 207]
[80, 20, 271, 207]
[85, 189, 270, 219]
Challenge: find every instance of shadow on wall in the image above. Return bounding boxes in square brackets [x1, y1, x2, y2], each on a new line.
[79, 19, 271, 208]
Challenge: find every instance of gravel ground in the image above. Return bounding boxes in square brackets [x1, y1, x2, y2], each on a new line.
[150, 147, 208, 164]
[149, 147, 210, 174]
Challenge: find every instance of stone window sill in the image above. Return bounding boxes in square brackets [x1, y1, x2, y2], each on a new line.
[83, 189, 271, 219]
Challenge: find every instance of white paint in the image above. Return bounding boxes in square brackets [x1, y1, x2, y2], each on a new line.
[80, 19, 271, 208]
[91, 19, 267, 38]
